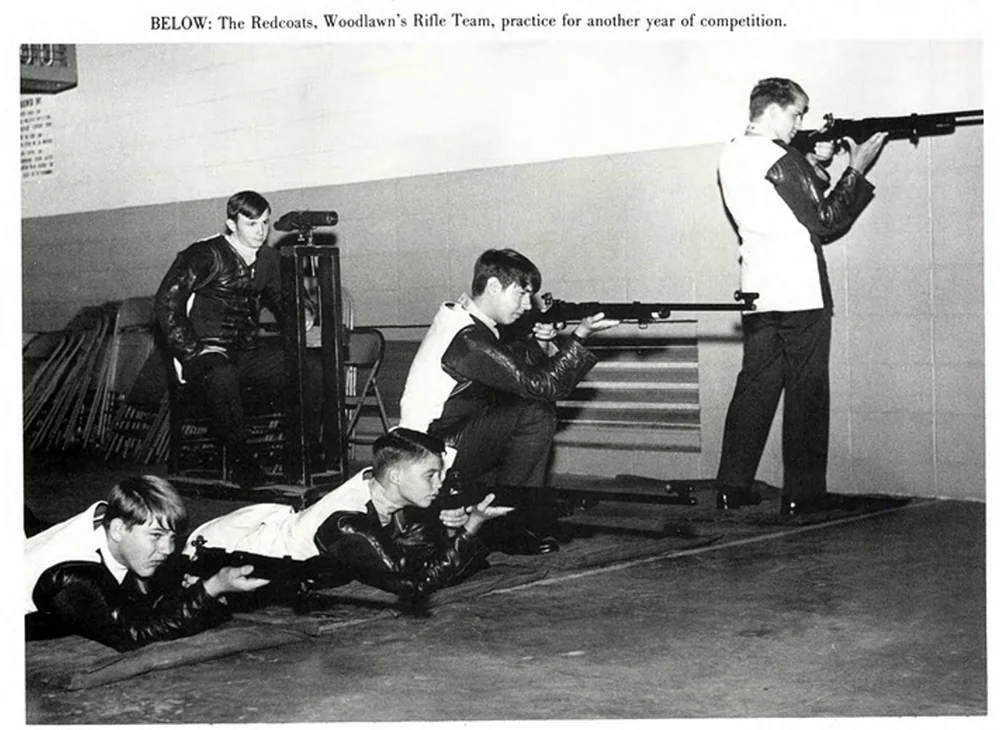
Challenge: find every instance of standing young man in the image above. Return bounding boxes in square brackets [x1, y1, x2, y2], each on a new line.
[398, 248, 618, 553]
[715, 77, 887, 516]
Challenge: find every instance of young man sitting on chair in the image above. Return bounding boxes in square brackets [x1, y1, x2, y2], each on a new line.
[154, 189, 323, 488]
[183, 429, 512, 601]
[397, 248, 619, 555]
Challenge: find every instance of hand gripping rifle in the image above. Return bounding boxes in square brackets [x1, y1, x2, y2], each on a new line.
[518, 290, 759, 329]
[790, 109, 983, 155]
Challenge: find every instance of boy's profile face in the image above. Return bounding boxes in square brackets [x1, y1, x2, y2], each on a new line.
[767, 95, 808, 144]
[487, 278, 533, 325]
[109, 518, 177, 578]
[394, 453, 445, 509]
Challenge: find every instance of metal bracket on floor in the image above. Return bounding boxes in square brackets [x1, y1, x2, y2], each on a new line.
[541, 474, 701, 507]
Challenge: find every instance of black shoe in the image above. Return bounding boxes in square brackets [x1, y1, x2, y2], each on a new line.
[231, 454, 279, 489]
[24, 505, 52, 538]
[300, 485, 334, 510]
[535, 519, 575, 545]
[492, 523, 560, 555]
[716, 485, 763, 510]
[780, 493, 856, 517]
[308, 441, 330, 472]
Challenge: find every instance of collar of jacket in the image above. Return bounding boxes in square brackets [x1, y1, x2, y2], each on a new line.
[458, 293, 499, 339]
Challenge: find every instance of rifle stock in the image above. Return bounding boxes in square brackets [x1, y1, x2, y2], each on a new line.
[183, 537, 320, 582]
[791, 109, 983, 154]
[520, 290, 758, 327]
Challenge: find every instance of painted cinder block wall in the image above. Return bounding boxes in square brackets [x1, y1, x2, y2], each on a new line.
[20, 42, 983, 499]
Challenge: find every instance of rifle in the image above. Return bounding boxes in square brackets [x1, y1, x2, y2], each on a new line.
[516, 290, 759, 328]
[791, 109, 983, 155]
[182, 536, 322, 582]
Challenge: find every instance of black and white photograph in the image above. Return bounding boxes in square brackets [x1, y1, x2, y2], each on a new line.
[11, 0, 991, 724]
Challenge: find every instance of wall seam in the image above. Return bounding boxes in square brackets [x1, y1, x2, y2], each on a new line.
[927, 138, 938, 496]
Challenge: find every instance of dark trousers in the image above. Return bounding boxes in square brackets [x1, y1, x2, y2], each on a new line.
[716, 309, 832, 499]
[184, 343, 323, 449]
[432, 399, 558, 508]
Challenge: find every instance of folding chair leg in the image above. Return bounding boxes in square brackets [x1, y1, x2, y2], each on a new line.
[373, 385, 390, 432]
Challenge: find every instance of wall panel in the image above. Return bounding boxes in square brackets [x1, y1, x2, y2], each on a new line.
[20, 42, 984, 500]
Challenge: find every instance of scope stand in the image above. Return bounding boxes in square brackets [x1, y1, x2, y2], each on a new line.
[280, 228, 348, 489]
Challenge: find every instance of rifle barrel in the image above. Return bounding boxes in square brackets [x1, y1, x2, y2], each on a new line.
[953, 109, 984, 126]
[536, 294, 758, 324]
[861, 110, 982, 125]
[793, 109, 983, 152]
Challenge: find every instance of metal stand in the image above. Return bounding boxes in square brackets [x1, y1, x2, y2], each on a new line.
[280, 234, 348, 486]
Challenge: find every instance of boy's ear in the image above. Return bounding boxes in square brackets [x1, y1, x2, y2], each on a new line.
[764, 102, 782, 122]
[107, 517, 127, 544]
[485, 277, 502, 295]
[224, 217, 237, 234]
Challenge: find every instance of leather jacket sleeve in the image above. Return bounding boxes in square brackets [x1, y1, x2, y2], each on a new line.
[313, 511, 488, 599]
[30, 561, 229, 652]
[154, 242, 222, 363]
[765, 149, 876, 241]
[441, 325, 598, 402]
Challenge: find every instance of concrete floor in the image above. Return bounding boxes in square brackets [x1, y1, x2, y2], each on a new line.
[24, 491, 987, 722]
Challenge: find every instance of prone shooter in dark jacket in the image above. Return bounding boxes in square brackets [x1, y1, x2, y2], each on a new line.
[183, 429, 510, 601]
[24, 476, 269, 652]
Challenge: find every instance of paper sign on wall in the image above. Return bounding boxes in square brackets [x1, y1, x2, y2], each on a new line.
[21, 96, 55, 179]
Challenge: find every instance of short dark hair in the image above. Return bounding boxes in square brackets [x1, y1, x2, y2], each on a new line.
[748, 77, 808, 121]
[103, 475, 187, 533]
[372, 429, 445, 480]
[226, 190, 270, 223]
[470, 249, 542, 297]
